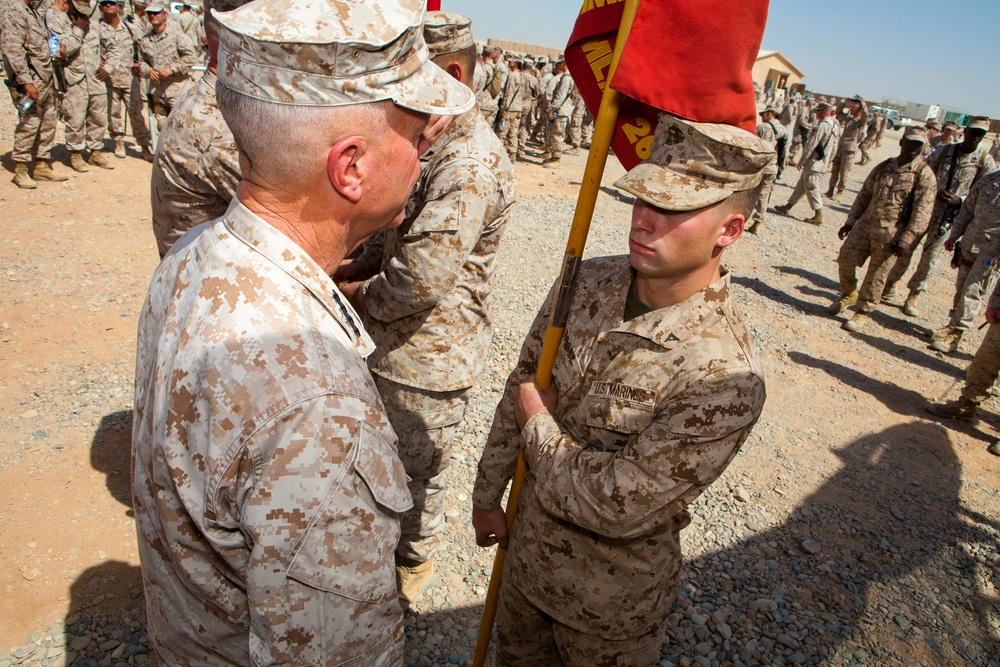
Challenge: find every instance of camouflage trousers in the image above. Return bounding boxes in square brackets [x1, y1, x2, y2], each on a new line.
[827, 147, 858, 193]
[529, 104, 548, 143]
[495, 579, 664, 667]
[373, 375, 470, 563]
[107, 79, 151, 148]
[885, 223, 948, 295]
[62, 82, 108, 152]
[961, 321, 1000, 404]
[788, 125, 808, 164]
[481, 106, 499, 133]
[498, 110, 522, 156]
[753, 167, 778, 225]
[567, 107, 584, 147]
[947, 248, 1000, 332]
[519, 102, 537, 151]
[785, 168, 825, 212]
[12, 78, 59, 163]
[837, 225, 897, 313]
[546, 116, 569, 157]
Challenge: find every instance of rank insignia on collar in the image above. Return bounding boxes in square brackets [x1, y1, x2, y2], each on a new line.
[666, 333, 680, 342]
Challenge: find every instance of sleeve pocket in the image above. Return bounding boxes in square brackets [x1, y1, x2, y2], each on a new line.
[287, 422, 413, 603]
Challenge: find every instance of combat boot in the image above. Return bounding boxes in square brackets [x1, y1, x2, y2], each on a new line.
[825, 188, 835, 198]
[141, 145, 154, 162]
[396, 557, 435, 611]
[828, 290, 858, 315]
[114, 140, 126, 159]
[13, 162, 36, 189]
[803, 209, 824, 226]
[930, 329, 963, 354]
[563, 146, 580, 155]
[842, 312, 868, 332]
[929, 324, 955, 340]
[746, 221, 761, 235]
[988, 439, 1000, 457]
[881, 285, 896, 302]
[33, 160, 68, 182]
[88, 150, 115, 170]
[926, 396, 978, 423]
[902, 291, 920, 317]
[70, 151, 90, 172]
[773, 203, 792, 216]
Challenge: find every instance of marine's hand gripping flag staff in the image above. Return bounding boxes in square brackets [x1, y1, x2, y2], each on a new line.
[472, 1, 769, 663]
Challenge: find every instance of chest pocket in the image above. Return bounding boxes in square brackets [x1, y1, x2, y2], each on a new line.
[582, 382, 656, 437]
[288, 421, 412, 603]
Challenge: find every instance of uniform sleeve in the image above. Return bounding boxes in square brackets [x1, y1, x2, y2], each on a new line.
[0, 9, 33, 86]
[520, 369, 765, 540]
[899, 163, 939, 246]
[359, 158, 502, 323]
[137, 38, 152, 77]
[234, 394, 410, 665]
[473, 282, 555, 511]
[169, 30, 196, 74]
[948, 176, 983, 243]
[845, 162, 881, 227]
[799, 125, 822, 168]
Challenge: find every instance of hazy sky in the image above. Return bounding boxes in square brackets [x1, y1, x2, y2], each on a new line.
[446, 0, 1000, 118]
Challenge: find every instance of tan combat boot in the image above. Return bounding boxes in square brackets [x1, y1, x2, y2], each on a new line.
[828, 290, 859, 315]
[114, 139, 126, 159]
[902, 291, 920, 317]
[13, 162, 36, 189]
[929, 324, 954, 340]
[988, 440, 1000, 457]
[926, 396, 978, 423]
[33, 160, 68, 182]
[930, 329, 963, 353]
[141, 145, 154, 162]
[842, 312, 868, 332]
[747, 221, 761, 235]
[395, 557, 435, 611]
[70, 151, 90, 172]
[773, 202, 792, 215]
[803, 209, 824, 225]
[88, 150, 115, 170]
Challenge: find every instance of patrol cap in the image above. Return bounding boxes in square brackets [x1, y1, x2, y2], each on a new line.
[902, 126, 928, 144]
[759, 106, 778, 116]
[69, 0, 93, 13]
[815, 102, 833, 111]
[423, 11, 474, 57]
[925, 120, 940, 130]
[943, 121, 959, 131]
[967, 116, 991, 131]
[214, 0, 475, 114]
[145, 2, 166, 12]
[849, 95, 864, 103]
[614, 113, 776, 212]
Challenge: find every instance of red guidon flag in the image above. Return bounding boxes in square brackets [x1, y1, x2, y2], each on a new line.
[565, 0, 770, 171]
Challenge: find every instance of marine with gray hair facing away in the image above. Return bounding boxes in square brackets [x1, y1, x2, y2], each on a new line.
[130, 0, 473, 664]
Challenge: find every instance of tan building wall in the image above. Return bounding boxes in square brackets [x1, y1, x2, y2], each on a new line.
[753, 51, 805, 95]
[486, 39, 562, 60]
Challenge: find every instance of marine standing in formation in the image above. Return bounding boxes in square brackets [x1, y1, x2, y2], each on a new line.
[775, 101, 839, 225]
[473, 114, 772, 666]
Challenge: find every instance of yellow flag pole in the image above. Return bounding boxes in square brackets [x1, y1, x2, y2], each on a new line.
[473, 1, 642, 663]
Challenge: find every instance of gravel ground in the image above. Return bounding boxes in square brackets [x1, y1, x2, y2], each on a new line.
[1, 107, 998, 666]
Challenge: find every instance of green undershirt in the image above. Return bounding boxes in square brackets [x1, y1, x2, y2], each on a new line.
[624, 275, 653, 322]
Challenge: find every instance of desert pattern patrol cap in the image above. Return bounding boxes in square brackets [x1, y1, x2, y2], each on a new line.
[614, 113, 775, 212]
[423, 11, 474, 57]
[213, 0, 475, 114]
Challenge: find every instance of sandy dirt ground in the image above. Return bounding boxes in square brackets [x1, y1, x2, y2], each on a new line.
[0, 98, 997, 667]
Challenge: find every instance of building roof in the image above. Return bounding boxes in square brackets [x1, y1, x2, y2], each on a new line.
[756, 50, 805, 80]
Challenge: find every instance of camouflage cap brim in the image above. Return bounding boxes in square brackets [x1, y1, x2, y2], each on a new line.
[614, 113, 774, 212]
[214, 0, 474, 115]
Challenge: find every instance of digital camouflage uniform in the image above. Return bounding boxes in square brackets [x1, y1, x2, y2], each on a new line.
[544, 69, 574, 161]
[517, 65, 538, 153]
[356, 107, 516, 564]
[941, 170, 1000, 332]
[137, 18, 196, 127]
[827, 105, 868, 195]
[783, 114, 839, 213]
[497, 64, 522, 157]
[753, 118, 785, 227]
[858, 114, 880, 165]
[474, 259, 766, 666]
[2, 0, 59, 164]
[837, 156, 936, 313]
[567, 87, 585, 148]
[133, 202, 411, 666]
[885, 142, 996, 295]
[99, 15, 151, 149]
[52, 9, 109, 154]
[150, 69, 240, 258]
[957, 281, 1000, 404]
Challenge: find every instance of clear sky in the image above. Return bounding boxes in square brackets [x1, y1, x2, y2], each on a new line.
[446, 0, 1000, 118]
